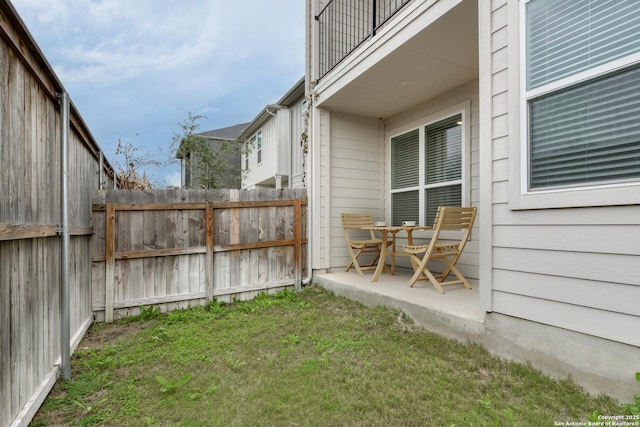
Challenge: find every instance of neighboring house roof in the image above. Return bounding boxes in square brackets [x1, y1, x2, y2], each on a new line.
[238, 77, 305, 141]
[199, 122, 251, 141]
[176, 122, 250, 159]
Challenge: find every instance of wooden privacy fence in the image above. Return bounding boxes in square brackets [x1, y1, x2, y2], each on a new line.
[91, 189, 307, 322]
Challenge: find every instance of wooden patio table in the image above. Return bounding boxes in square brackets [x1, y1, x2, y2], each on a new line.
[361, 225, 433, 282]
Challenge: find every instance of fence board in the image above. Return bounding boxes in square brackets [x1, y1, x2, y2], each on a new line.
[91, 189, 307, 320]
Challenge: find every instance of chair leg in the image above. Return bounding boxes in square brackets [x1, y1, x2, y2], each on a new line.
[442, 256, 472, 290]
[407, 252, 446, 293]
[407, 253, 429, 288]
[345, 246, 364, 276]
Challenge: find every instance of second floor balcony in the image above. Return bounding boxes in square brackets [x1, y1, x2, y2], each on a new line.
[315, 0, 412, 79]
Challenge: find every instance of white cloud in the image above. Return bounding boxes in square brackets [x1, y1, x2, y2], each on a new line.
[10, 0, 305, 186]
[12, 0, 304, 85]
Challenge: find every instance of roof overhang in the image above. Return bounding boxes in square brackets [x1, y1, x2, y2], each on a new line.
[238, 77, 305, 140]
[314, 0, 478, 119]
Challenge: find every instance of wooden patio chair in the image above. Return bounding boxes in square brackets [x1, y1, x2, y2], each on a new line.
[403, 206, 477, 293]
[341, 213, 393, 276]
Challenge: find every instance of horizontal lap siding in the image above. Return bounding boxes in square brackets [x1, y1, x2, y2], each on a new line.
[490, 0, 640, 347]
[329, 113, 383, 269]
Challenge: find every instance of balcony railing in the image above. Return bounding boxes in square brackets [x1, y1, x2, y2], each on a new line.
[315, 0, 412, 79]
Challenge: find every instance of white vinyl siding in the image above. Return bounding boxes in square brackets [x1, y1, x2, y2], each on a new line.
[495, 0, 640, 347]
[243, 95, 306, 190]
[328, 113, 384, 270]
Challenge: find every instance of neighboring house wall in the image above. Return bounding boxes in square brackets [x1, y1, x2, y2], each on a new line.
[244, 117, 282, 188]
[183, 139, 243, 189]
[488, 0, 640, 349]
[242, 79, 307, 190]
[179, 123, 247, 190]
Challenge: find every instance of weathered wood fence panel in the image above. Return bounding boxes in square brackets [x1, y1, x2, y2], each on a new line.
[0, 3, 118, 426]
[91, 189, 307, 322]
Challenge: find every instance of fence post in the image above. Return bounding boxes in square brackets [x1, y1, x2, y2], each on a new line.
[105, 203, 116, 323]
[206, 202, 215, 300]
[294, 199, 302, 290]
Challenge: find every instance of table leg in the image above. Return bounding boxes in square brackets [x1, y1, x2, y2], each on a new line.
[391, 231, 396, 275]
[371, 230, 388, 282]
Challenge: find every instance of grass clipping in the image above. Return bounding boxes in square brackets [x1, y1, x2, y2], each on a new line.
[33, 286, 623, 426]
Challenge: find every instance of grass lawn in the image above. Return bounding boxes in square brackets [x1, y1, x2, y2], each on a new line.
[32, 286, 627, 426]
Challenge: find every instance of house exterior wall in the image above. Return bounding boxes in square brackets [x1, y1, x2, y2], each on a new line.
[245, 118, 278, 188]
[322, 80, 480, 276]
[307, 0, 640, 400]
[327, 113, 384, 269]
[243, 95, 307, 190]
[384, 80, 480, 277]
[486, 0, 640, 349]
[290, 98, 307, 189]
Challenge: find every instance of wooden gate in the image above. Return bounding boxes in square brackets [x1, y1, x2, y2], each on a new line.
[91, 189, 307, 322]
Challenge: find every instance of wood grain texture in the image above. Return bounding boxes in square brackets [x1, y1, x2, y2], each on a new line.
[91, 189, 307, 321]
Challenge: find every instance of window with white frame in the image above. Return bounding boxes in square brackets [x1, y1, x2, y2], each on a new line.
[256, 130, 262, 164]
[244, 140, 250, 171]
[391, 113, 465, 226]
[524, 0, 640, 191]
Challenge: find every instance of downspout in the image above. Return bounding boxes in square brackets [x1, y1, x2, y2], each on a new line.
[56, 91, 71, 380]
[301, 99, 313, 286]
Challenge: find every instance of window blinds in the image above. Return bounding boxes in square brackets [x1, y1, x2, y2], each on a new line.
[527, 0, 640, 90]
[425, 115, 462, 185]
[530, 64, 640, 188]
[391, 129, 419, 189]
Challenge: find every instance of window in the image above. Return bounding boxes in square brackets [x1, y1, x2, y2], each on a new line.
[257, 131, 262, 164]
[524, 0, 640, 191]
[391, 112, 466, 226]
[244, 141, 250, 170]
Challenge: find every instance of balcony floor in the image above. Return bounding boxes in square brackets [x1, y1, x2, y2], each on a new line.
[313, 268, 486, 341]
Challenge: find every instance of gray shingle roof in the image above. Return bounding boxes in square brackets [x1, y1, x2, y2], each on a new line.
[198, 122, 250, 140]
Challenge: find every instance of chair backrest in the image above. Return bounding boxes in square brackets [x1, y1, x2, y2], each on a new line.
[429, 206, 477, 251]
[341, 213, 377, 241]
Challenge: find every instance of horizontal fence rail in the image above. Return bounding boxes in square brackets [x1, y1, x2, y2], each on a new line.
[91, 189, 308, 322]
[315, 0, 412, 78]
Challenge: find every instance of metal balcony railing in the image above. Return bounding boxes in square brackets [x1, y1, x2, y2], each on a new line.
[315, 0, 412, 79]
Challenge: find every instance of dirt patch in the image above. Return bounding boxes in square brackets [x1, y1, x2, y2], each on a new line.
[79, 321, 153, 350]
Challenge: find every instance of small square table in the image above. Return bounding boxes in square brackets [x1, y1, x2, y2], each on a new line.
[361, 225, 432, 282]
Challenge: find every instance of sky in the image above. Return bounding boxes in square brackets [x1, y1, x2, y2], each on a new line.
[10, 0, 305, 187]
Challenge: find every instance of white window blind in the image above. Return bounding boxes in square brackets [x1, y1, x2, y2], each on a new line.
[526, 0, 640, 190]
[425, 115, 462, 224]
[391, 129, 419, 189]
[530, 65, 640, 188]
[527, 0, 640, 90]
[390, 114, 464, 225]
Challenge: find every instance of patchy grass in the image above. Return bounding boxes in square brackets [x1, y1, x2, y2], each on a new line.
[32, 286, 623, 426]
